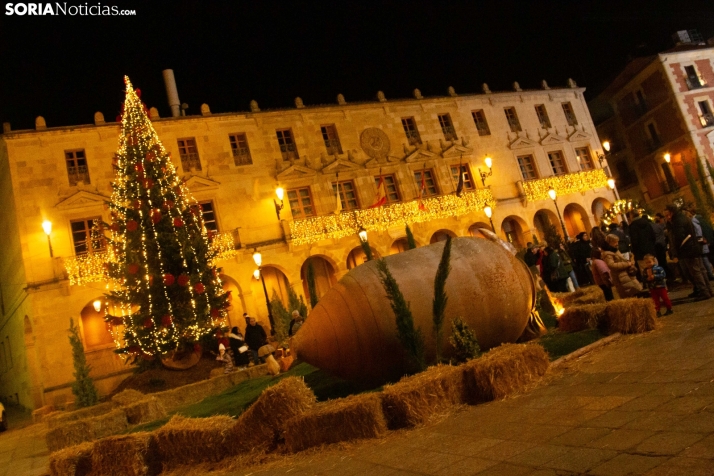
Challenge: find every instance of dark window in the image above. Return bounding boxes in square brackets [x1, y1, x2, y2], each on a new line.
[471, 110, 491, 136]
[70, 218, 105, 256]
[504, 107, 522, 132]
[414, 169, 439, 197]
[229, 133, 252, 165]
[548, 151, 568, 175]
[287, 187, 314, 218]
[535, 105, 551, 129]
[661, 163, 678, 192]
[320, 124, 343, 155]
[562, 102, 578, 126]
[450, 164, 475, 190]
[199, 201, 218, 231]
[375, 175, 400, 203]
[438, 113, 458, 141]
[517, 155, 538, 180]
[646, 123, 661, 150]
[698, 101, 714, 127]
[575, 147, 594, 171]
[177, 138, 201, 171]
[276, 129, 299, 161]
[333, 180, 359, 210]
[401, 117, 422, 145]
[685, 65, 705, 89]
[65, 150, 90, 186]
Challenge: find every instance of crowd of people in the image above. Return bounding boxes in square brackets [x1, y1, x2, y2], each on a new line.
[521, 203, 714, 316]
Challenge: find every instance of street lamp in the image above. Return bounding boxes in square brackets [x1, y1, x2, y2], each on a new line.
[664, 153, 671, 163]
[483, 205, 496, 233]
[357, 226, 373, 261]
[548, 188, 569, 241]
[92, 300, 102, 313]
[478, 156, 493, 187]
[42, 220, 54, 257]
[597, 141, 612, 177]
[274, 187, 285, 220]
[252, 251, 276, 335]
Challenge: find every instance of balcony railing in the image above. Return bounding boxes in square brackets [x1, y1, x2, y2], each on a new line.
[280, 143, 299, 161]
[64, 230, 240, 286]
[441, 126, 458, 141]
[699, 114, 714, 128]
[231, 147, 252, 165]
[180, 153, 202, 171]
[686, 77, 707, 90]
[324, 139, 342, 155]
[405, 130, 422, 145]
[519, 169, 609, 203]
[290, 189, 495, 246]
[67, 165, 90, 186]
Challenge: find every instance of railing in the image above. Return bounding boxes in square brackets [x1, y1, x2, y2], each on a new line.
[67, 165, 90, 186]
[507, 119, 521, 132]
[519, 169, 609, 203]
[280, 143, 299, 161]
[441, 126, 458, 141]
[180, 153, 202, 171]
[231, 147, 252, 165]
[289, 189, 495, 246]
[699, 114, 714, 128]
[686, 77, 706, 90]
[564, 113, 578, 126]
[323, 139, 342, 155]
[405, 130, 422, 144]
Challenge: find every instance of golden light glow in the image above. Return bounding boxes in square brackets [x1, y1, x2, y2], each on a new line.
[358, 227, 368, 243]
[275, 187, 285, 201]
[607, 178, 616, 190]
[42, 220, 52, 236]
[484, 205, 492, 218]
[547, 188, 557, 201]
[253, 269, 261, 280]
[252, 251, 262, 267]
[602, 141, 610, 152]
[601, 199, 643, 225]
[521, 169, 609, 202]
[289, 188, 495, 246]
[664, 153, 671, 163]
[93, 300, 102, 312]
[484, 156, 493, 169]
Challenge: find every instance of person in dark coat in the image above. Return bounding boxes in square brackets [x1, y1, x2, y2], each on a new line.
[228, 326, 251, 367]
[544, 246, 569, 292]
[244, 317, 268, 364]
[628, 209, 657, 270]
[651, 213, 672, 279]
[664, 204, 712, 300]
[570, 232, 593, 285]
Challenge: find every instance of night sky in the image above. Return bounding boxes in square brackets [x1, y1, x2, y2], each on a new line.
[0, 0, 712, 130]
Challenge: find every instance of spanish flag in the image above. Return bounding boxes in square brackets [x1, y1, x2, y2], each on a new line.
[370, 176, 387, 208]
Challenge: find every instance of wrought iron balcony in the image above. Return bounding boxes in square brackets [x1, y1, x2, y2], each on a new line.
[686, 77, 706, 90]
[699, 114, 714, 128]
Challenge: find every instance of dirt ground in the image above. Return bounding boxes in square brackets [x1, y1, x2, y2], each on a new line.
[110, 356, 224, 396]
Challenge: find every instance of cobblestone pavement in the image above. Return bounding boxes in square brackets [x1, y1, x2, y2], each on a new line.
[232, 288, 714, 475]
[0, 417, 48, 476]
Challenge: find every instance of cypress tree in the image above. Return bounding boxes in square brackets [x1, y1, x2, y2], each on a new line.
[685, 163, 713, 229]
[405, 225, 417, 250]
[306, 260, 319, 308]
[376, 259, 425, 372]
[432, 236, 452, 362]
[68, 318, 99, 408]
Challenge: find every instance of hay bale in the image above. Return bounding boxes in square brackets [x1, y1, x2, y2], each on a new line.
[245, 363, 269, 379]
[553, 286, 605, 306]
[122, 397, 167, 425]
[32, 405, 56, 424]
[46, 402, 116, 429]
[558, 303, 608, 332]
[155, 415, 235, 467]
[380, 364, 463, 430]
[604, 298, 657, 334]
[90, 432, 160, 476]
[231, 376, 316, 454]
[49, 442, 93, 476]
[111, 389, 146, 407]
[284, 394, 386, 452]
[154, 378, 220, 412]
[463, 343, 549, 405]
[227, 369, 250, 387]
[46, 408, 129, 453]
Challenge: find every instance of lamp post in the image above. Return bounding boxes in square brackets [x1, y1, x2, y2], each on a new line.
[548, 188, 569, 241]
[42, 220, 53, 257]
[274, 186, 285, 220]
[252, 251, 276, 335]
[597, 141, 612, 177]
[483, 205, 496, 233]
[478, 156, 493, 187]
[357, 226, 373, 261]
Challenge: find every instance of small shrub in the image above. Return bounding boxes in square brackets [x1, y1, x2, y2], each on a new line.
[449, 317, 480, 362]
[68, 318, 99, 408]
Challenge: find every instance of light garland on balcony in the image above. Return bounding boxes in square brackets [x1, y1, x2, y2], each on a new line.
[522, 169, 609, 202]
[290, 189, 495, 246]
[600, 199, 644, 225]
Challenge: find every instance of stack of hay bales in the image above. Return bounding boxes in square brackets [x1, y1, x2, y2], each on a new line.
[462, 343, 549, 404]
[380, 364, 464, 429]
[553, 286, 606, 307]
[48, 442, 93, 476]
[284, 394, 386, 452]
[230, 377, 316, 454]
[602, 298, 657, 334]
[155, 415, 235, 468]
[558, 303, 608, 332]
[90, 433, 160, 476]
[112, 389, 167, 425]
[46, 408, 129, 452]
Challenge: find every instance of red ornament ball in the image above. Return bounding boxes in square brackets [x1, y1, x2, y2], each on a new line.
[143, 318, 154, 329]
[162, 200, 174, 210]
[173, 218, 184, 227]
[134, 164, 144, 172]
[151, 209, 162, 224]
[177, 273, 189, 286]
[194, 283, 205, 294]
[126, 220, 138, 232]
[143, 178, 154, 189]
[127, 263, 140, 275]
[163, 273, 175, 286]
[110, 223, 119, 232]
[210, 308, 221, 318]
[146, 151, 156, 162]
[135, 88, 142, 98]
[161, 315, 173, 327]
[133, 200, 142, 209]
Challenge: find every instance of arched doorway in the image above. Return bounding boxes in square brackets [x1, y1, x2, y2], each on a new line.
[563, 203, 592, 238]
[259, 266, 290, 306]
[346, 246, 380, 269]
[500, 216, 528, 249]
[468, 222, 491, 237]
[533, 209, 560, 243]
[80, 300, 114, 350]
[219, 274, 247, 332]
[390, 238, 410, 254]
[301, 256, 337, 301]
[591, 198, 611, 224]
[430, 229, 456, 244]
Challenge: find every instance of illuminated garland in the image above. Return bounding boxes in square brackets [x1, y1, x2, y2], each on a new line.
[601, 199, 642, 225]
[522, 169, 609, 202]
[290, 189, 495, 246]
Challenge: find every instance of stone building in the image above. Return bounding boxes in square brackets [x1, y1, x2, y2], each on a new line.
[0, 79, 615, 409]
[590, 31, 714, 211]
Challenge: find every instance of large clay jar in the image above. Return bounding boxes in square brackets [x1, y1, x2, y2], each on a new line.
[293, 236, 535, 385]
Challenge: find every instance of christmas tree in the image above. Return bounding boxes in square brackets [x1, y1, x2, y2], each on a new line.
[104, 77, 229, 360]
